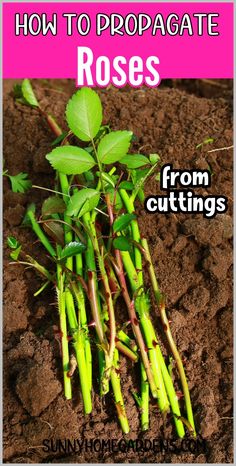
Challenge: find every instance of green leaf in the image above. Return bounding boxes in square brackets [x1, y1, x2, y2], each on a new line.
[113, 237, 132, 252]
[59, 241, 87, 261]
[133, 165, 157, 198]
[119, 181, 134, 191]
[42, 196, 66, 217]
[84, 169, 95, 187]
[84, 146, 93, 154]
[21, 79, 39, 107]
[7, 236, 20, 249]
[113, 213, 136, 233]
[10, 246, 22, 260]
[8, 172, 32, 193]
[66, 188, 100, 218]
[66, 88, 102, 142]
[51, 132, 68, 147]
[7, 236, 22, 259]
[43, 221, 64, 246]
[132, 168, 149, 184]
[149, 153, 160, 165]
[46, 146, 96, 175]
[97, 131, 133, 164]
[120, 154, 150, 169]
[196, 138, 214, 149]
[84, 170, 95, 182]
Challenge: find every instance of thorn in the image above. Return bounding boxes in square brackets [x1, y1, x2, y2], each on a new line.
[88, 320, 96, 327]
[115, 336, 120, 343]
[54, 330, 63, 339]
[67, 354, 77, 377]
[109, 279, 119, 293]
[115, 368, 121, 375]
[87, 270, 93, 279]
[176, 391, 184, 400]
[132, 317, 139, 326]
[152, 340, 158, 348]
[67, 335, 73, 342]
[144, 345, 149, 353]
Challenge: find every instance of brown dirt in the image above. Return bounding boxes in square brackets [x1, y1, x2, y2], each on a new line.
[3, 79, 233, 463]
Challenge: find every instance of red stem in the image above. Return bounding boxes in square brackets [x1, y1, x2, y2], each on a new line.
[105, 196, 158, 397]
[113, 251, 158, 398]
[88, 270, 105, 347]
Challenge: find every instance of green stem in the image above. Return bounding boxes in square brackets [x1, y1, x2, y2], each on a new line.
[140, 238, 162, 304]
[73, 335, 92, 414]
[27, 209, 56, 257]
[120, 245, 185, 435]
[140, 362, 149, 431]
[118, 191, 171, 415]
[83, 213, 105, 345]
[89, 215, 116, 365]
[140, 312, 185, 437]
[115, 340, 138, 362]
[120, 250, 169, 411]
[119, 189, 143, 287]
[111, 251, 158, 399]
[111, 348, 130, 434]
[65, 287, 92, 414]
[85, 209, 116, 389]
[72, 279, 92, 392]
[117, 329, 138, 353]
[91, 138, 104, 192]
[56, 265, 71, 400]
[82, 212, 110, 396]
[59, 173, 92, 413]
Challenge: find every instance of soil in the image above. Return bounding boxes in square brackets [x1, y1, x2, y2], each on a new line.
[3, 79, 233, 464]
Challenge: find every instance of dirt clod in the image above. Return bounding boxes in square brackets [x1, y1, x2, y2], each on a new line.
[4, 204, 25, 226]
[180, 285, 210, 314]
[16, 362, 62, 416]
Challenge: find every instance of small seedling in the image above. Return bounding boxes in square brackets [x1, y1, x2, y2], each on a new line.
[8, 80, 196, 437]
[4, 170, 32, 193]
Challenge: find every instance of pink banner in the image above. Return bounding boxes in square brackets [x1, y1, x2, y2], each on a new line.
[3, 2, 234, 83]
